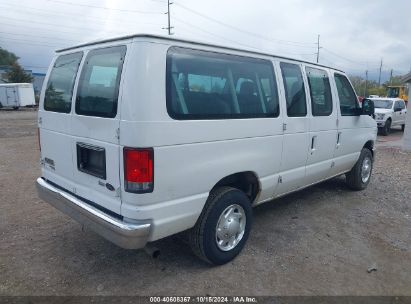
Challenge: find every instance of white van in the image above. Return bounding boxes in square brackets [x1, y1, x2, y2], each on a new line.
[0, 83, 36, 109]
[36, 34, 377, 265]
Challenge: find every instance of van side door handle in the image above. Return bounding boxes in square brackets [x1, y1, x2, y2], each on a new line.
[336, 132, 342, 148]
[310, 135, 317, 154]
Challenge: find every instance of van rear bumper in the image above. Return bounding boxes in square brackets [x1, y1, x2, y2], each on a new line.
[36, 177, 151, 249]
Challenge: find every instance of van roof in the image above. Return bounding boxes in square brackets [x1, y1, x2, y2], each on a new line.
[0, 83, 32, 87]
[57, 33, 344, 73]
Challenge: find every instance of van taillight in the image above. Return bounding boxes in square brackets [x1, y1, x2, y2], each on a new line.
[123, 148, 154, 193]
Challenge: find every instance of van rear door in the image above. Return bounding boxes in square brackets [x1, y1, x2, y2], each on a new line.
[70, 46, 127, 215]
[39, 52, 83, 193]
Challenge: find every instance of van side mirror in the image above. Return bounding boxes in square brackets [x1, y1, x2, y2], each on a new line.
[361, 99, 375, 116]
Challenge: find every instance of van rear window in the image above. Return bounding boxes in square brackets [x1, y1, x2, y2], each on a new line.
[75, 46, 126, 118]
[166, 47, 279, 120]
[44, 52, 83, 113]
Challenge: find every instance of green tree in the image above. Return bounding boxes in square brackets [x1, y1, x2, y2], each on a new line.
[368, 86, 386, 97]
[348, 73, 406, 98]
[0, 47, 18, 66]
[4, 62, 33, 83]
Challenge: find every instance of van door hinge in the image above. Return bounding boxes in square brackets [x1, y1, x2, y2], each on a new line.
[283, 123, 287, 131]
[278, 175, 283, 184]
[38, 117, 42, 125]
[115, 128, 120, 140]
[331, 161, 335, 168]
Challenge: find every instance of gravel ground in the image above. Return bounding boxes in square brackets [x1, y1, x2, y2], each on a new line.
[0, 109, 410, 296]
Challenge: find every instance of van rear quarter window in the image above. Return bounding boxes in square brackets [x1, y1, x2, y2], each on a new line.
[166, 47, 279, 120]
[75, 46, 126, 118]
[44, 52, 83, 113]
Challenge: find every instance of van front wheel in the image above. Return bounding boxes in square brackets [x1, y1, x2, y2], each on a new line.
[346, 148, 373, 191]
[189, 187, 252, 265]
[381, 119, 391, 135]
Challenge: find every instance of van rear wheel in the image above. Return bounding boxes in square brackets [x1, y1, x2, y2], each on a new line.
[189, 187, 252, 265]
[346, 148, 373, 191]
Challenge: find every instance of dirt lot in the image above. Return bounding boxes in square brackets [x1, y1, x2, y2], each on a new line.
[0, 109, 410, 296]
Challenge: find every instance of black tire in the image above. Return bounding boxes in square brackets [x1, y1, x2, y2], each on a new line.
[346, 148, 373, 191]
[381, 119, 391, 136]
[402, 124, 405, 132]
[189, 187, 252, 265]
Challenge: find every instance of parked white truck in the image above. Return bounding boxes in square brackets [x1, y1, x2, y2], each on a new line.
[0, 83, 36, 109]
[370, 98, 407, 135]
[36, 34, 377, 265]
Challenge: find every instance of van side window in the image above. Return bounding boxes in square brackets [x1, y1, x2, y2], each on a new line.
[280, 63, 307, 117]
[334, 74, 359, 116]
[75, 46, 126, 118]
[44, 52, 83, 113]
[305, 67, 333, 116]
[166, 47, 279, 120]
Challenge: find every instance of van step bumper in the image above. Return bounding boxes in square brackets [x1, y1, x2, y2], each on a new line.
[36, 177, 151, 249]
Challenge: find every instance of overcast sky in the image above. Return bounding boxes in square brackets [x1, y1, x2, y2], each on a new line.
[0, 0, 410, 82]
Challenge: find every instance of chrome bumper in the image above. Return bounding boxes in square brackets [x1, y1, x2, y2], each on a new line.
[36, 177, 151, 249]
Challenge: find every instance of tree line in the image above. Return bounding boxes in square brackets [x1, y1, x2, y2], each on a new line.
[348, 74, 405, 98]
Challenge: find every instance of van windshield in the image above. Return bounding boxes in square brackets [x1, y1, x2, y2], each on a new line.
[373, 99, 393, 109]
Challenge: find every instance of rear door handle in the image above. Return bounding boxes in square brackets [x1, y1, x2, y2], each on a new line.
[310, 135, 317, 154]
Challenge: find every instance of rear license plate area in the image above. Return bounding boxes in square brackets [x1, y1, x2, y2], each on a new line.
[76, 143, 106, 179]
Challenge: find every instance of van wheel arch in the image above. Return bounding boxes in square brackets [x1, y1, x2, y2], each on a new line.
[211, 171, 261, 204]
[363, 140, 374, 157]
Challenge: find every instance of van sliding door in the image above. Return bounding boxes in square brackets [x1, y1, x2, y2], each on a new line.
[275, 62, 310, 196]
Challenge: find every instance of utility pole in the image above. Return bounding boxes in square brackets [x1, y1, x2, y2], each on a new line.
[378, 58, 383, 86]
[390, 69, 393, 85]
[364, 70, 368, 97]
[163, 0, 174, 35]
[316, 34, 320, 63]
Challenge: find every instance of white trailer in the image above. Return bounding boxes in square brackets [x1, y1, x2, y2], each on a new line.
[0, 83, 36, 109]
